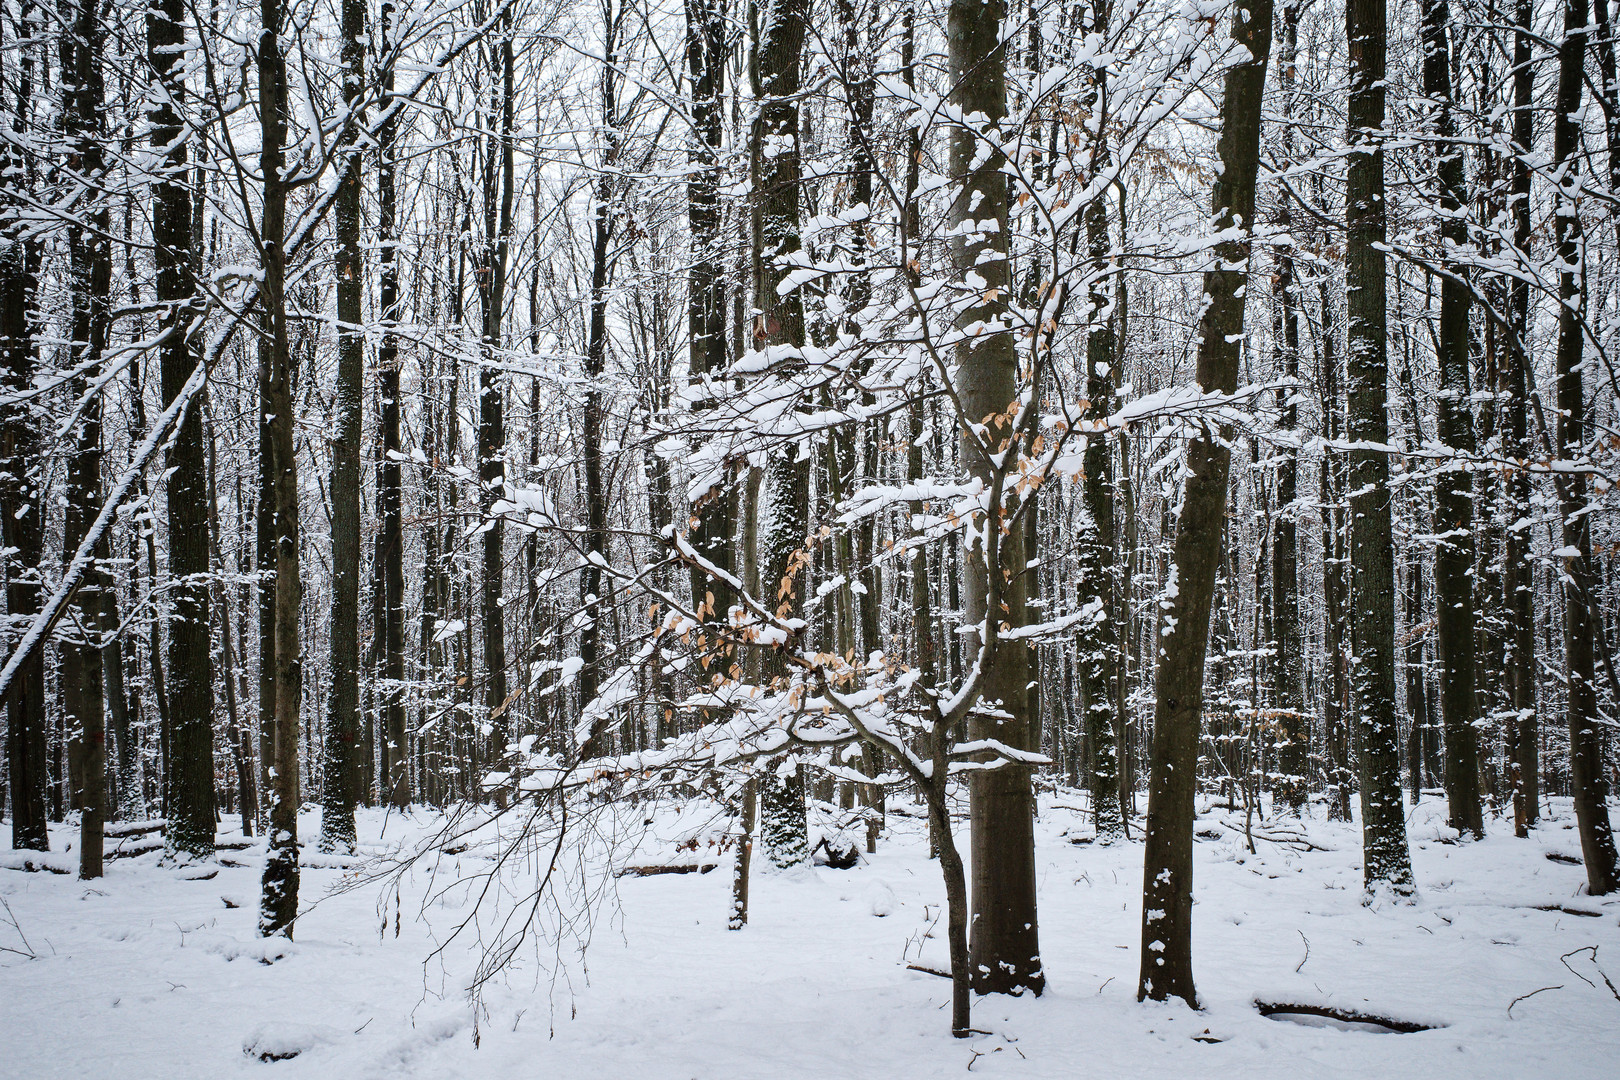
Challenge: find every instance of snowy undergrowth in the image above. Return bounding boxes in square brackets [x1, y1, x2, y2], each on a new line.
[2, 794, 1617, 1078]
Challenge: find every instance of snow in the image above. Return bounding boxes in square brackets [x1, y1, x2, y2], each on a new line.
[2, 796, 1618, 1078]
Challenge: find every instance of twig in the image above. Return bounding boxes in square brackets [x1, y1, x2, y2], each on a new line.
[1507, 984, 1563, 1017]
[1295, 930, 1310, 973]
[907, 963, 953, 980]
[1562, 946, 1620, 1003]
[0, 896, 36, 960]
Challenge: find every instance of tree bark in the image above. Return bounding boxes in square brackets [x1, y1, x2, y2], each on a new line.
[1139, 0, 1272, 1006]
[477, 9, 515, 778]
[377, 1, 409, 809]
[63, 0, 111, 876]
[947, 0, 1043, 997]
[258, 0, 302, 936]
[1506, 0, 1538, 834]
[1270, 0, 1307, 815]
[1421, 0, 1483, 839]
[752, 0, 812, 871]
[1346, 0, 1414, 896]
[150, 0, 216, 863]
[1552, 0, 1619, 895]
[320, 0, 367, 853]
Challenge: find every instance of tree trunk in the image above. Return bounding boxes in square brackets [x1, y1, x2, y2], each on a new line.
[1079, 0, 1125, 843]
[1506, 0, 1538, 835]
[63, 0, 111, 876]
[477, 10, 515, 779]
[1551, 0, 1619, 895]
[258, 0, 302, 936]
[685, 0, 734, 621]
[752, 0, 812, 871]
[947, 0, 1043, 997]
[579, 5, 622, 760]
[1270, 0, 1307, 815]
[150, 0, 216, 863]
[1139, 0, 1272, 1006]
[320, 0, 367, 853]
[1421, 0, 1483, 839]
[377, 1, 408, 809]
[1346, 0, 1414, 896]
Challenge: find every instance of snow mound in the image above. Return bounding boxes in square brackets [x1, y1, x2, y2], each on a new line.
[242, 1022, 344, 1061]
[866, 881, 897, 917]
[198, 933, 297, 965]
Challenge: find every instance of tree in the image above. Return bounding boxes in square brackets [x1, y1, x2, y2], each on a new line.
[947, 0, 1043, 997]
[320, 0, 368, 854]
[150, 0, 216, 864]
[62, 0, 113, 878]
[752, 0, 813, 871]
[1346, 0, 1413, 897]
[1551, 0, 1619, 895]
[1138, 0, 1273, 1007]
[2, 0, 48, 853]
[1420, 0, 1482, 840]
[258, 0, 302, 936]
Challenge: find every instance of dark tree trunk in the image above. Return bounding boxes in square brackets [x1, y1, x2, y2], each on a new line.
[62, 0, 111, 876]
[477, 11, 515, 777]
[1139, 0, 1272, 1007]
[377, 2, 408, 809]
[0, 5, 47, 853]
[150, 0, 216, 863]
[752, 0, 812, 871]
[1421, 0, 1483, 839]
[1552, 0, 1619, 895]
[258, 0, 302, 936]
[1079, 0, 1124, 842]
[1346, 0, 1414, 895]
[685, 0, 734, 620]
[1505, 0, 1538, 835]
[320, 0, 367, 853]
[1270, 0, 1307, 814]
[579, 4, 622, 760]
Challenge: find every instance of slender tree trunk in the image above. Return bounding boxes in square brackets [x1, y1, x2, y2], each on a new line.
[947, 0, 1044, 997]
[751, 0, 812, 871]
[63, 0, 111, 876]
[1079, 0, 1125, 843]
[1506, 0, 1538, 834]
[208, 413, 255, 837]
[377, 1, 408, 809]
[1346, 0, 1414, 895]
[150, 0, 216, 863]
[1552, 0, 1619, 895]
[477, 10, 515, 778]
[1421, 0, 1483, 839]
[1139, 0, 1272, 1006]
[259, 0, 302, 936]
[685, 0, 734, 621]
[1271, 0, 1307, 814]
[320, 0, 367, 853]
[0, 5, 48, 853]
[579, 5, 622, 759]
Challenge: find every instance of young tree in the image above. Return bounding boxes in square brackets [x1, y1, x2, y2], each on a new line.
[752, 0, 813, 871]
[259, 0, 302, 936]
[1346, 0, 1413, 897]
[1420, 0, 1483, 839]
[947, 0, 1043, 996]
[150, 0, 216, 864]
[320, 0, 369, 854]
[1551, 0, 1619, 895]
[1138, 0, 1273, 1007]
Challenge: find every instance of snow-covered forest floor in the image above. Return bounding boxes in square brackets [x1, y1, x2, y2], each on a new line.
[3, 794, 1618, 1078]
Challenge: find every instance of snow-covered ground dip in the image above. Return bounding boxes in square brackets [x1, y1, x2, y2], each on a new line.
[3, 795, 1616, 1078]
